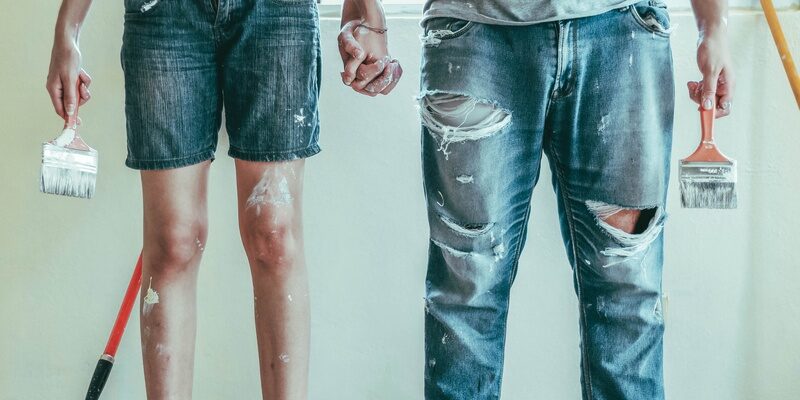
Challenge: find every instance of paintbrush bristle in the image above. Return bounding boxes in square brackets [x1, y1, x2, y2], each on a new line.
[680, 181, 737, 209]
[40, 143, 98, 199]
[679, 160, 737, 209]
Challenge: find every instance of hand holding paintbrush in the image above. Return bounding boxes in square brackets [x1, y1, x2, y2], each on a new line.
[40, 80, 99, 199]
[42, 35, 97, 198]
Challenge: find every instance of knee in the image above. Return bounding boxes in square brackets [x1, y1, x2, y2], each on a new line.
[584, 200, 664, 261]
[241, 211, 300, 277]
[148, 220, 207, 276]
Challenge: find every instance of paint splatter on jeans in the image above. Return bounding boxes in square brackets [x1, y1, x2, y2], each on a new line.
[121, 0, 321, 170]
[419, 2, 674, 399]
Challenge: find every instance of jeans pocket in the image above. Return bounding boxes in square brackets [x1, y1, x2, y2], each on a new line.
[421, 17, 476, 47]
[629, 0, 672, 37]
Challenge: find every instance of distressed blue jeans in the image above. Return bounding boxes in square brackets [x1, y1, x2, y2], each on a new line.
[419, 2, 674, 399]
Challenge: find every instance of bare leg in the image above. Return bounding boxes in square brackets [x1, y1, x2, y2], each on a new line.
[140, 161, 210, 400]
[235, 159, 309, 400]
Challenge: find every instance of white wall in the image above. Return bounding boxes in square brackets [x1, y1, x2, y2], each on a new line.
[1, 2, 798, 400]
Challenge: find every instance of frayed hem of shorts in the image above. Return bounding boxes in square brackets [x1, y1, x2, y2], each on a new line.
[228, 144, 321, 163]
[125, 150, 215, 170]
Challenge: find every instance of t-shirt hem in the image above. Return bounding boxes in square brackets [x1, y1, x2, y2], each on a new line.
[419, 0, 641, 27]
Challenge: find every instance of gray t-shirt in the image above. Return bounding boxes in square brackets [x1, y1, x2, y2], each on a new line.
[422, 0, 641, 26]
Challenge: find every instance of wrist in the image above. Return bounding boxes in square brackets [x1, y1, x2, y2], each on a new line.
[356, 0, 386, 27]
[698, 17, 727, 37]
[55, 20, 81, 44]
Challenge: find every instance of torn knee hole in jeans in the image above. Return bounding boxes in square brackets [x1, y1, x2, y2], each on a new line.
[436, 215, 507, 264]
[419, 92, 511, 159]
[585, 200, 664, 259]
[439, 214, 493, 237]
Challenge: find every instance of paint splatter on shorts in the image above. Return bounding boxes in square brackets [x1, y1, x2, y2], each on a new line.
[121, 0, 321, 170]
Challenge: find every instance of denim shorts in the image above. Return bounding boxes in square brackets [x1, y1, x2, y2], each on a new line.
[121, 0, 321, 170]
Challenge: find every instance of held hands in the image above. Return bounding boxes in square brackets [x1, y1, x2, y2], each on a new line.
[687, 27, 734, 118]
[47, 34, 92, 122]
[338, 19, 403, 96]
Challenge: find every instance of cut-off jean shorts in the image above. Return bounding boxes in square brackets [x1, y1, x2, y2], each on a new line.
[121, 0, 321, 170]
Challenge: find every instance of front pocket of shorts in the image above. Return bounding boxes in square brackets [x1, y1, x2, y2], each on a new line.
[422, 18, 476, 46]
[629, 1, 672, 37]
[124, 0, 167, 16]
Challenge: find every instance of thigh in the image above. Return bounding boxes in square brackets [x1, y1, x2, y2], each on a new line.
[222, 0, 321, 163]
[122, 0, 220, 170]
[546, 1, 675, 208]
[420, 20, 554, 258]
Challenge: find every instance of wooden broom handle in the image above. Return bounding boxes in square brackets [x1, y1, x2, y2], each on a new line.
[761, 0, 800, 108]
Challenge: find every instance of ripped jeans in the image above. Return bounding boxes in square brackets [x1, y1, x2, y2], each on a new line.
[419, 2, 674, 399]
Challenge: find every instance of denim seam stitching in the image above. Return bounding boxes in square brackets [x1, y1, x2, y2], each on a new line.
[563, 21, 578, 97]
[547, 137, 595, 400]
[227, 143, 319, 156]
[507, 191, 534, 286]
[552, 22, 565, 99]
[126, 148, 215, 164]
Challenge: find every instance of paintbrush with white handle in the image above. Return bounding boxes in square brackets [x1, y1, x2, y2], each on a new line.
[40, 81, 98, 199]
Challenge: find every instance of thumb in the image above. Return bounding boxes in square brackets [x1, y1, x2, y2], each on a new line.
[700, 71, 719, 110]
[61, 74, 79, 121]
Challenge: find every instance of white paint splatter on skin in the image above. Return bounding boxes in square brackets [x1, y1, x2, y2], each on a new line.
[287, 294, 293, 302]
[195, 238, 205, 252]
[143, 277, 159, 316]
[140, 0, 159, 12]
[456, 175, 474, 184]
[279, 353, 290, 363]
[246, 170, 293, 216]
[155, 343, 167, 356]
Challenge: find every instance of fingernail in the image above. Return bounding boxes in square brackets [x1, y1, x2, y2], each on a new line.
[702, 98, 712, 110]
[66, 104, 75, 116]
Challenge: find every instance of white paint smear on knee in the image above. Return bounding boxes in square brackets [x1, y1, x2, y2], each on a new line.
[246, 170, 293, 215]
